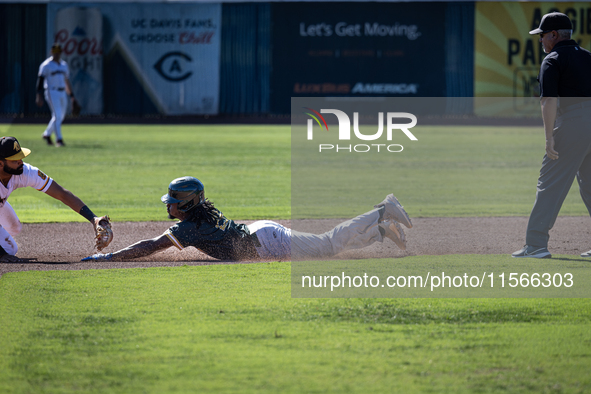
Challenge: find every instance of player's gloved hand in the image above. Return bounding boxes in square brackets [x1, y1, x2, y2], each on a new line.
[81, 253, 113, 262]
[93, 216, 113, 252]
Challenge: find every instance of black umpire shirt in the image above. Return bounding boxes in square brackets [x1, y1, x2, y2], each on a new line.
[539, 40, 591, 106]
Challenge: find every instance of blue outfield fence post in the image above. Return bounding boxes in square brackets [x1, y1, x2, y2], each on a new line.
[220, 3, 271, 115]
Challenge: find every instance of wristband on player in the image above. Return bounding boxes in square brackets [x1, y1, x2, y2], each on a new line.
[69, 93, 75, 98]
[79, 205, 96, 223]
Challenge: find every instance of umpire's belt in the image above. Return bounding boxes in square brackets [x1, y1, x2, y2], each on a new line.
[50, 87, 65, 91]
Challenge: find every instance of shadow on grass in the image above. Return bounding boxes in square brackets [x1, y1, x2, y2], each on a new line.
[552, 257, 591, 263]
[65, 143, 105, 149]
[1, 259, 70, 265]
[284, 298, 591, 325]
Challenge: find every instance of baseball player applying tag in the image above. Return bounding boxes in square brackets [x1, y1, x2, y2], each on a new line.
[0, 136, 112, 262]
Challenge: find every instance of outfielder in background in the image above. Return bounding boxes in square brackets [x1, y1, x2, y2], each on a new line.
[35, 44, 81, 147]
[83, 176, 412, 262]
[0, 136, 111, 263]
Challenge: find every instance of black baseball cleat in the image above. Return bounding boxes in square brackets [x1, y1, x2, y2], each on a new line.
[56, 139, 66, 147]
[511, 245, 552, 258]
[42, 135, 53, 146]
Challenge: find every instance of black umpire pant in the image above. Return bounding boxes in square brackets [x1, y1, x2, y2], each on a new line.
[526, 105, 591, 248]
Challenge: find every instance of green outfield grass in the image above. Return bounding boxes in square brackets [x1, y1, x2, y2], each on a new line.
[293, 125, 588, 218]
[2, 123, 590, 393]
[1, 258, 590, 393]
[0, 124, 291, 222]
[1, 123, 587, 222]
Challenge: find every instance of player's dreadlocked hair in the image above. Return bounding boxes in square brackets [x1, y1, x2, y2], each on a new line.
[186, 198, 220, 225]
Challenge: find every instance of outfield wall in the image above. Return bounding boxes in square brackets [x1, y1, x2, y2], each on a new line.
[1, 2, 590, 117]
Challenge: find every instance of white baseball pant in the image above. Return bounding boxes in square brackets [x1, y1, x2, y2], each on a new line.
[0, 202, 23, 255]
[248, 209, 384, 261]
[43, 89, 67, 141]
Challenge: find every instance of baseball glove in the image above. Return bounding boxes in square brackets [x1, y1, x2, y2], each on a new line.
[71, 99, 81, 116]
[94, 216, 113, 251]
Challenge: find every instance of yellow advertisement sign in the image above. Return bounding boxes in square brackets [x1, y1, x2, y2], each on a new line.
[475, 2, 591, 115]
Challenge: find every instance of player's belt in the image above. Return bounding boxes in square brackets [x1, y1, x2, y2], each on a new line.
[50, 87, 65, 91]
[250, 232, 262, 248]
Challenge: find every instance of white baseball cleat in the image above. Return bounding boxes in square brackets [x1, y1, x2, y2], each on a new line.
[374, 194, 413, 228]
[379, 219, 406, 251]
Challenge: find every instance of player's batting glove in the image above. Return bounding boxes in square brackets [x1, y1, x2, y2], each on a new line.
[81, 253, 113, 262]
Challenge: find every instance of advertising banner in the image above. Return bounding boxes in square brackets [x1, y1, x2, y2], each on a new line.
[53, 7, 103, 115]
[475, 2, 591, 116]
[48, 3, 221, 115]
[271, 3, 447, 114]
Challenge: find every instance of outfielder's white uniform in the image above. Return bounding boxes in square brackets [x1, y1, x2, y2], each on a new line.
[38, 57, 70, 142]
[0, 163, 53, 255]
[248, 209, 384, 261]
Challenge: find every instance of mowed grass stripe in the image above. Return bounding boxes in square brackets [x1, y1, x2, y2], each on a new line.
[1, 257, 590, 393]
[1, 124, 589, 222]
[293, 125, 587, 218]
[0, 124, 291, 222]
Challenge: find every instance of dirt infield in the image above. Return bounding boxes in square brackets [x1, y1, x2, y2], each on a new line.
[1, 216, 591, 277]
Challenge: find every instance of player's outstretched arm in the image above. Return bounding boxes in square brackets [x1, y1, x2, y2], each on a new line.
[82, 233, 173, 262]
[45, 181, 114, 250]
[45, 180, 104, 224]
[45, 181, 86, 213]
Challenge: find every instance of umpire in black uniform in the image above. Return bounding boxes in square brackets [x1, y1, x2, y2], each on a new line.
[513, 12, 591, 258]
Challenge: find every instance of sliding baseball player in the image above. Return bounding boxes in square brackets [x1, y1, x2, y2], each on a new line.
[82, 176, 412, 262]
